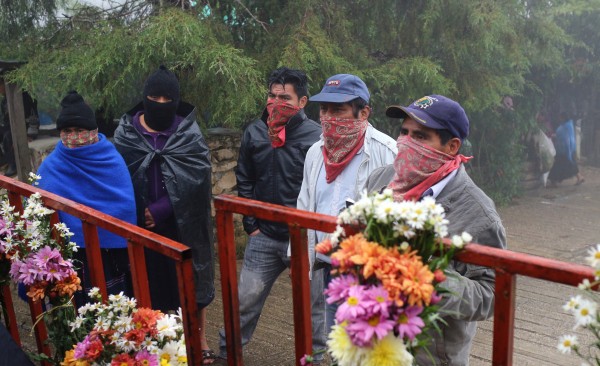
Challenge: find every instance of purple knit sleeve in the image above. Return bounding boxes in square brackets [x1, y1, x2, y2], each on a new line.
[147, 195, 174, 224]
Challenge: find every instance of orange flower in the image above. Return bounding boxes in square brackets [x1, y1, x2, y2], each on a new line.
[315, 239, 333, 254]
[26, 281, 48, 301]
[55, 273, 82, 297]
[400, 257, 435, 306]
[132, 308, 162, 336]
[331, 234, 387, 276]
[124, 328, 147, 346]
[61, 349, 90, 366]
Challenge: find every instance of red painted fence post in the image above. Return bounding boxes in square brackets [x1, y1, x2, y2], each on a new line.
[492, 269, 516, 366]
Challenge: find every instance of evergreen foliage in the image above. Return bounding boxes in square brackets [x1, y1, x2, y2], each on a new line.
[2, 0, 600, 202]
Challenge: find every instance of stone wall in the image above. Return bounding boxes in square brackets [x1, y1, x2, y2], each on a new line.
[205, 128, 246, 253]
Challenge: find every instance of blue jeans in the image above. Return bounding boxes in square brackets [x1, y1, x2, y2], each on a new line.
[218, 233, 327, 360]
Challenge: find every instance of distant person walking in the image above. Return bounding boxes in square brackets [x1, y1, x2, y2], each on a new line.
[548, 112, 584, 187]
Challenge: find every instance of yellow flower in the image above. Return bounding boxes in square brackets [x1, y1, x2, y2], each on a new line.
[362, 333, 414, 366]
[326, 324, 367, 366]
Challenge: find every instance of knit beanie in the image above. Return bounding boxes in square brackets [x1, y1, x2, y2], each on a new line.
[56, 91, 97, 130]
[143, 65, 180, 104]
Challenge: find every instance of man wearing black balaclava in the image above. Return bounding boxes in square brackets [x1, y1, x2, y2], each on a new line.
[114, 65, 217, 363]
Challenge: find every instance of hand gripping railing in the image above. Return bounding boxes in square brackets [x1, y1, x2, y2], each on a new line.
[0, 175, 203, 366]
[214, 194, 595, 366]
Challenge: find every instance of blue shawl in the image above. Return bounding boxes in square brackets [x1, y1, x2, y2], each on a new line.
[36, 134, 137, 249]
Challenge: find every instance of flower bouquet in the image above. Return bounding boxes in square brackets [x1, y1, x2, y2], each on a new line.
[557, 244, 600, 364]
[0, 174, 83, 364]
[63, 288, 187, 366]
[313, 189, 469, 366]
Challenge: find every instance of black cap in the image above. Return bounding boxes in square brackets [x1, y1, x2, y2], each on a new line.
[143, 65, 180, 103]
[56, 91, 97, 131]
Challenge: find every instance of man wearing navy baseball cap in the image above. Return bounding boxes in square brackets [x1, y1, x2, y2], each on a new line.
[365, 95, 507, 366]
[296, 74, 397, 360]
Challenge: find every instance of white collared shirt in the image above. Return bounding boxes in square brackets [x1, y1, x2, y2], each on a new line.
[422, 168, 459, 199]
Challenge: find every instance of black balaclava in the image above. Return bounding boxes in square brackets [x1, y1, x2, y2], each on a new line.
[142, 65, 180, 131]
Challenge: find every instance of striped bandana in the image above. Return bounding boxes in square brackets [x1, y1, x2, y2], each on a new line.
[320, 116, 368, 183]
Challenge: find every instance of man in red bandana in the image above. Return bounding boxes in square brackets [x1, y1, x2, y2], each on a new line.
[296, 74, 397, 361]
[365, 95, 507, 366]
[218, 67, 321, 360]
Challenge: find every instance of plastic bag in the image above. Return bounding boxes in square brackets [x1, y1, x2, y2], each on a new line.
[537, 129, 556, 172]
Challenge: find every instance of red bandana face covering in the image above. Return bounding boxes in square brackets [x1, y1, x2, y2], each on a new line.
[388, 135, 471, 201]
[266, 98, 300, 148]
[60, 129, 99, 149]
[321, 116, 368, 183]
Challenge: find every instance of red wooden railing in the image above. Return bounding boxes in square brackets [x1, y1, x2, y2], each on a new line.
[0, 175, 203, 366]
[214, 194, 596, 366]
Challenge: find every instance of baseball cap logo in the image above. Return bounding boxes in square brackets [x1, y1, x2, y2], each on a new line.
[327, 80, 341, 86]
[414, 96, 438, 109]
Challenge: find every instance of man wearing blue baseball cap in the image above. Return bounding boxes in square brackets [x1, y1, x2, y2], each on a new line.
[365, 95, 507, 366]
[296, 74, 397, 361]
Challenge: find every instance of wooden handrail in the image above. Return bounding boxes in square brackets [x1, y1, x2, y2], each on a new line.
[214, 194, 595, 366]
[0, 175, 203, 366]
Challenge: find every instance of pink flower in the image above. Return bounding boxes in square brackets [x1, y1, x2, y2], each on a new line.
[362, 285, 392, 318]
[300, 354, 313, 365]
[32, 246, 61, 267]
[324, 274, 358, 304]
[395, 306, 425, 341]
[346, 313, 396, 346]
[135, 350, 158, 366]
[73, 334, 93, 359]
[336, 285, 368, 323]
[430, 292, 442, 305]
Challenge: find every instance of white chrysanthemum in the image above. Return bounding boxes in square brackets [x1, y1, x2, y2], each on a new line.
[407, 214, 425, 230]
[95, 317, 111, 331]
[574, 299, 597, 328]
[461, 232, 473, 243]
[69, 317, 84, 332]
[557, 334, 578, 354]
[142, 338, 159, 352]
[451, 235, 465, 248]
[374, 200, 398, 224]
[113, 315, 133, 333]
[586, 244, 600, 268]
[578, 279, 592, 290]
[109, 292, 125, 303]
[88, 287, 100, 298]
[157, 315, 179, 340]
[563, 295, 583, 312]
[393, 222, 415, 239]
[115, 337, 137, 353]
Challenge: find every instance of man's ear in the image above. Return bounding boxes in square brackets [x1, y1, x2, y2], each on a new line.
[359, 105, 371, 120]
[298, 95, 308, 109]
[446, 137, 462, 156]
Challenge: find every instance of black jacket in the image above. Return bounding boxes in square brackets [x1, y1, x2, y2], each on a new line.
[236, 109, 321, 240]
[114, 101, 214, 306]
